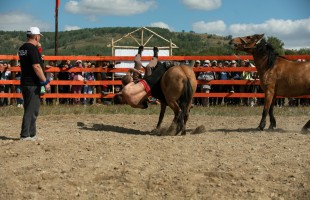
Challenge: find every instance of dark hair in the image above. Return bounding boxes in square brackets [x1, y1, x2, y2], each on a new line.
[27, 34, 36, 39]
[121, 75, 132, 86]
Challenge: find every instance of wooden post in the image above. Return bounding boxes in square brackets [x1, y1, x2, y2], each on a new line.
[54, 0, 59, 56]
[10, 60, 16, 105]
[95, 55, 103, 104]
[54, 0, 60, 104]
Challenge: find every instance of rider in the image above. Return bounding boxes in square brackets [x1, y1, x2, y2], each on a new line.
[115, 46, 170, 108]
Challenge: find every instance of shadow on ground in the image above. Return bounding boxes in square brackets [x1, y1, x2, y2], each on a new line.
[77, 122, 206, 136]
[209, 128, 289, 133]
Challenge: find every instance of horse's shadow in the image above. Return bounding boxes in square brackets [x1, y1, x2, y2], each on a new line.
[209, 128, 289, 133]
[77, 122, 197, 136]
[77, 122, 150, 135]
[77, 122, 291, 135]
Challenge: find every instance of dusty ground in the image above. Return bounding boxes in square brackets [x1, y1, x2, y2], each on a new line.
[0, 112, 309, 200]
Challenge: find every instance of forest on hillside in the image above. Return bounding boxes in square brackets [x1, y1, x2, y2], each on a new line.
[0, 27, 309, 56]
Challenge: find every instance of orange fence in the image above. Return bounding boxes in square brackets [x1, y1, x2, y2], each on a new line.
[0, 55, 310, 101]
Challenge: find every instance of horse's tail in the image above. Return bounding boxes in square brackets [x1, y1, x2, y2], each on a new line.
[177, 78, 193, 131]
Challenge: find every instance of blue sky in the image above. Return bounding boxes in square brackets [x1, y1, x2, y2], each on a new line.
[0, 0, 309, 49]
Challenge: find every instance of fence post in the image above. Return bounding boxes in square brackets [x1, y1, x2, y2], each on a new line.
[95, 60, 103, 104]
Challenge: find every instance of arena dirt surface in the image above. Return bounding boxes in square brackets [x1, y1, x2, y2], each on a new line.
[0, 112, 309, 200]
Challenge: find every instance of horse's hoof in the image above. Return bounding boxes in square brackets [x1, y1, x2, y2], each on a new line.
[150, 128, 160, 136]
[257, 126, 264, 131]
[173, 130, 180, 136]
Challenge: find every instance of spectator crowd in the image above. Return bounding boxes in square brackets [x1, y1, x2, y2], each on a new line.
[0, 58, 308, 108]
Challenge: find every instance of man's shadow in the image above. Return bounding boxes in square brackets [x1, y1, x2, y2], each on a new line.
[77, 122, 150, 135]
[0, 136, 19, 141]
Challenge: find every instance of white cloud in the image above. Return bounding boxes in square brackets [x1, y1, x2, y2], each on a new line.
[182, 0, 221, 10]
[64, 25, 82, 31]
[150, 22, 173, 31]
[192, 20, 226, 35]
[0, 12, 50, 31]
[192, 17, 310, 49]
[65, 0, 156, 16]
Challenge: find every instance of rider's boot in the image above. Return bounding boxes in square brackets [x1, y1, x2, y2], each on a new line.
[153, 46, 158, 58]
[138, 45, 144, 55]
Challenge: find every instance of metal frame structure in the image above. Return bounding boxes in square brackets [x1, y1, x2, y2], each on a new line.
[107, 27, 178, 93]
[108, 27, 178, 56]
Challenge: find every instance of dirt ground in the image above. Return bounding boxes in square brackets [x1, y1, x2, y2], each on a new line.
[0, 113, 309, 200]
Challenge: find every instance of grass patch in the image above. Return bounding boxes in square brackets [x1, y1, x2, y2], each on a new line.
[0, 104, 309, 117]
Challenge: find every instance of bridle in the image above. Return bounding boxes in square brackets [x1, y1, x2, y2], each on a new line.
[238, 36, 264, 49]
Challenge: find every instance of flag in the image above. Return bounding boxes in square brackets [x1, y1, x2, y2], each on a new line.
[55, 0, 60, 16]
[56, 0, 60, 10]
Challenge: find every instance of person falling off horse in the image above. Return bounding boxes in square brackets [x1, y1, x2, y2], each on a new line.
[115, 46, 171, 109]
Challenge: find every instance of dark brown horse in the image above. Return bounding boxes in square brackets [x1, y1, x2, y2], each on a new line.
[230, 34, 310, 133]
[154, 65, 197, 135]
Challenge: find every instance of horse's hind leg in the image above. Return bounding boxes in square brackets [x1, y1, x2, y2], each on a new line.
[180, 111, 189, 135]
[301, 120, 310, 134]
[176, 111, 185, 135]
[180, 103, 192, 135]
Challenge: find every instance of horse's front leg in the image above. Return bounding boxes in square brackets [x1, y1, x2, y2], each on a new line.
[156, 103, 166, 129]
[268, 95, 277, 130]
[258, 90, 274, 130]
[167, 101, 181, 135]
[151, 103, 166, 135]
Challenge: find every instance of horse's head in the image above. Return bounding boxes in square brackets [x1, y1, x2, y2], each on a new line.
[230, 34, 265, 53]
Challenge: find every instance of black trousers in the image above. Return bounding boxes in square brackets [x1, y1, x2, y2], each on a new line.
[144, 62, 166, 89]
[144, 62, 167, 100]
[20, 86, 41, 138]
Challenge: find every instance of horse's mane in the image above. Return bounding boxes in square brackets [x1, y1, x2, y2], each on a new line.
[255, 39, 279, 68]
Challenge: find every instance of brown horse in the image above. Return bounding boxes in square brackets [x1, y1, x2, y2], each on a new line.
[230, 34, 310, 133]
[154, 65, 197, 135]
